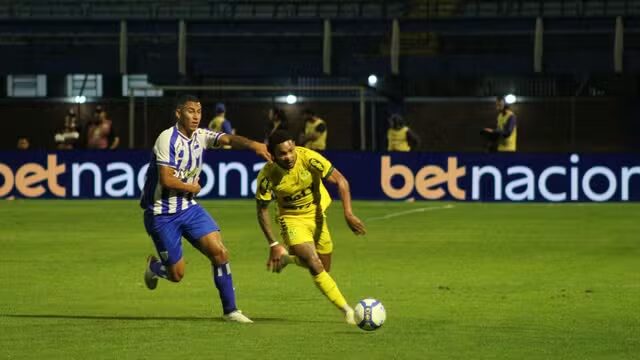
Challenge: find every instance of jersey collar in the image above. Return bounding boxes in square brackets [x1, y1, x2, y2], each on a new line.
[175, 124, 195, 141]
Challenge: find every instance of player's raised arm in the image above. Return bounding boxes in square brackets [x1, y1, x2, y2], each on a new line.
[325, 168, 367, 235]
[218, 134, 272, 162]
[158, 166, 201, 194]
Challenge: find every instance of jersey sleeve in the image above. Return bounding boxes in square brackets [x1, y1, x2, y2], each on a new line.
[153, 130, 177, 169]
[305, 149, 334, 179]
[255, 167, 273, 204]
[199, 128, 225, 149]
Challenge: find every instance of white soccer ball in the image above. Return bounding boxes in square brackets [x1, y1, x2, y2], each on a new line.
[354, 298, 386, 331]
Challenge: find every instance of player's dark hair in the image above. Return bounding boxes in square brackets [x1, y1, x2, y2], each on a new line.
[176, 94, 200, 109]
[302, 108, 314, 116]
[267, 130, 295, 154]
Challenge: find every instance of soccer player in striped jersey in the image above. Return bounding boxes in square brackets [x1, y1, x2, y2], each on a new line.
[140, 94, 270, 323]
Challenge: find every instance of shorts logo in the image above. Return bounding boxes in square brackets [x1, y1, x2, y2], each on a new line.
[159, 251, 169, 262]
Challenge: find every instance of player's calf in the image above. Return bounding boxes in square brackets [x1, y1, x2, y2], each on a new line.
[167, 263, 184, 282]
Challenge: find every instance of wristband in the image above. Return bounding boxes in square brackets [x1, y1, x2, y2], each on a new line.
[269, 241, 280, 248]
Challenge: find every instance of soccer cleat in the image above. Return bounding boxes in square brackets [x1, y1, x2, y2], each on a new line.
[222, 310, 254, 323]
[144, 255, 159, 290]
[344, 306, 356, 325]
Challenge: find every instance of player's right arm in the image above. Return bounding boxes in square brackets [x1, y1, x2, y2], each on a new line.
[154, 129, 200, 194]
[255, 168, 288, 272]
[158, 166, 201, 194]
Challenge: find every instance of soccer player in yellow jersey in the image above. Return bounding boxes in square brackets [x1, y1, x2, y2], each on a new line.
[255, 130, 366, 324]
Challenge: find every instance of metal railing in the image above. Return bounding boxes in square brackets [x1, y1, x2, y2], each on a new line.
[0, 0, 637, 20]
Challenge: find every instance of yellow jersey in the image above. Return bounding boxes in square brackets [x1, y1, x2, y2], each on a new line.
[387, 126, 411, 151]
[256, 147, 333, 216]
[304, 117, 327, 151]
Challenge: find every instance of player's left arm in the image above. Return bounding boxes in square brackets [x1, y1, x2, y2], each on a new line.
[217, 134, 272, 162]
[325, 168, 366, 235]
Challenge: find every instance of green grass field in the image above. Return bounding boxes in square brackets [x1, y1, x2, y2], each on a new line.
[1, 200, 639, 359]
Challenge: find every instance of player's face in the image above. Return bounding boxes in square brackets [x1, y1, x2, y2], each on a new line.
[273, 140, 297, 169]
[496, 99, 505, 112]
[177, 101, 202, 132]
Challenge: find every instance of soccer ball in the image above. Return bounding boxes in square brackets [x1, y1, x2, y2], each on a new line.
[354, 298, 386, 331]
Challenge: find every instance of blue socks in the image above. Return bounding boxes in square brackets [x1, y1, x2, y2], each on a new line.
[212, 263, 237, 315]
[150, 258, 168, 279]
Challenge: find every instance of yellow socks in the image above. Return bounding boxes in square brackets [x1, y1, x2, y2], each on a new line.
[313, 270, 348, 310]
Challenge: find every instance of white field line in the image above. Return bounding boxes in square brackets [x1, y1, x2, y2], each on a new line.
[367, 204, 455, 222]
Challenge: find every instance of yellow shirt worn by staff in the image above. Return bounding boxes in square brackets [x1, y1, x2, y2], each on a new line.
[387, 126, 411, 152]
[304, 117, 327, 151]
[209, 115, 232, 149]
[256, 146, 334, 253]
[496, 109, 517, 152]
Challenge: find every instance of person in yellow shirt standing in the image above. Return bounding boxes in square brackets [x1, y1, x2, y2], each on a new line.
[255, 130, 366, 325]
[387, 114, 421, 151]
[482, 96, 517, 152]
[300, 109, 327, 151]
[208, 103, 235, 149]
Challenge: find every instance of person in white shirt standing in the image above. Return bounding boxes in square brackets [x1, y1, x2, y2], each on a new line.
[140, 94, 270, 323]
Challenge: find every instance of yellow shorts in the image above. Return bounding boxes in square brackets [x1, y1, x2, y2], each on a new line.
[277, 214, 333, 254]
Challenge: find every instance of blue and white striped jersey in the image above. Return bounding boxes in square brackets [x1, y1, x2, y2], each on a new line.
[140, 125, 224, 215]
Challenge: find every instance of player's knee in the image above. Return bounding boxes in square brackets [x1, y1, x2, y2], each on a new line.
[306, 256, 325, 275]
[212, 246, 229, 264]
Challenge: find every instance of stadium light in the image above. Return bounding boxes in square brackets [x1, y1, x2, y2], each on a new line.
[74, 95, 87, 104]
[504, 94, 517, 105]
[286, 94, 297, 104]
[368, 74, 378, 87]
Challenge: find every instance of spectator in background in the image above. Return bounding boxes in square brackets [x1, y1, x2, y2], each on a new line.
[16, 137, 30, 150]
[264, 107, 288, 143]
[299, 108, 327, 151]
[208, 102, 235, 149]
[55, 109, 80, 150]
[482, 96, 517, 152]
[387, 114, 420, 152]
[87, 105, 120, 149]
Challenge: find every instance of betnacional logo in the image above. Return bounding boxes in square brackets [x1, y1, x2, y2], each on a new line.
[381, 155, 640, 202]
[380, 156, 466, 200]
[0, 155, 66, 198]
[0, 154, 266, 199]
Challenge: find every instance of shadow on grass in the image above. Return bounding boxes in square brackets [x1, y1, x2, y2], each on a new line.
[1, 314, 332, 324]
